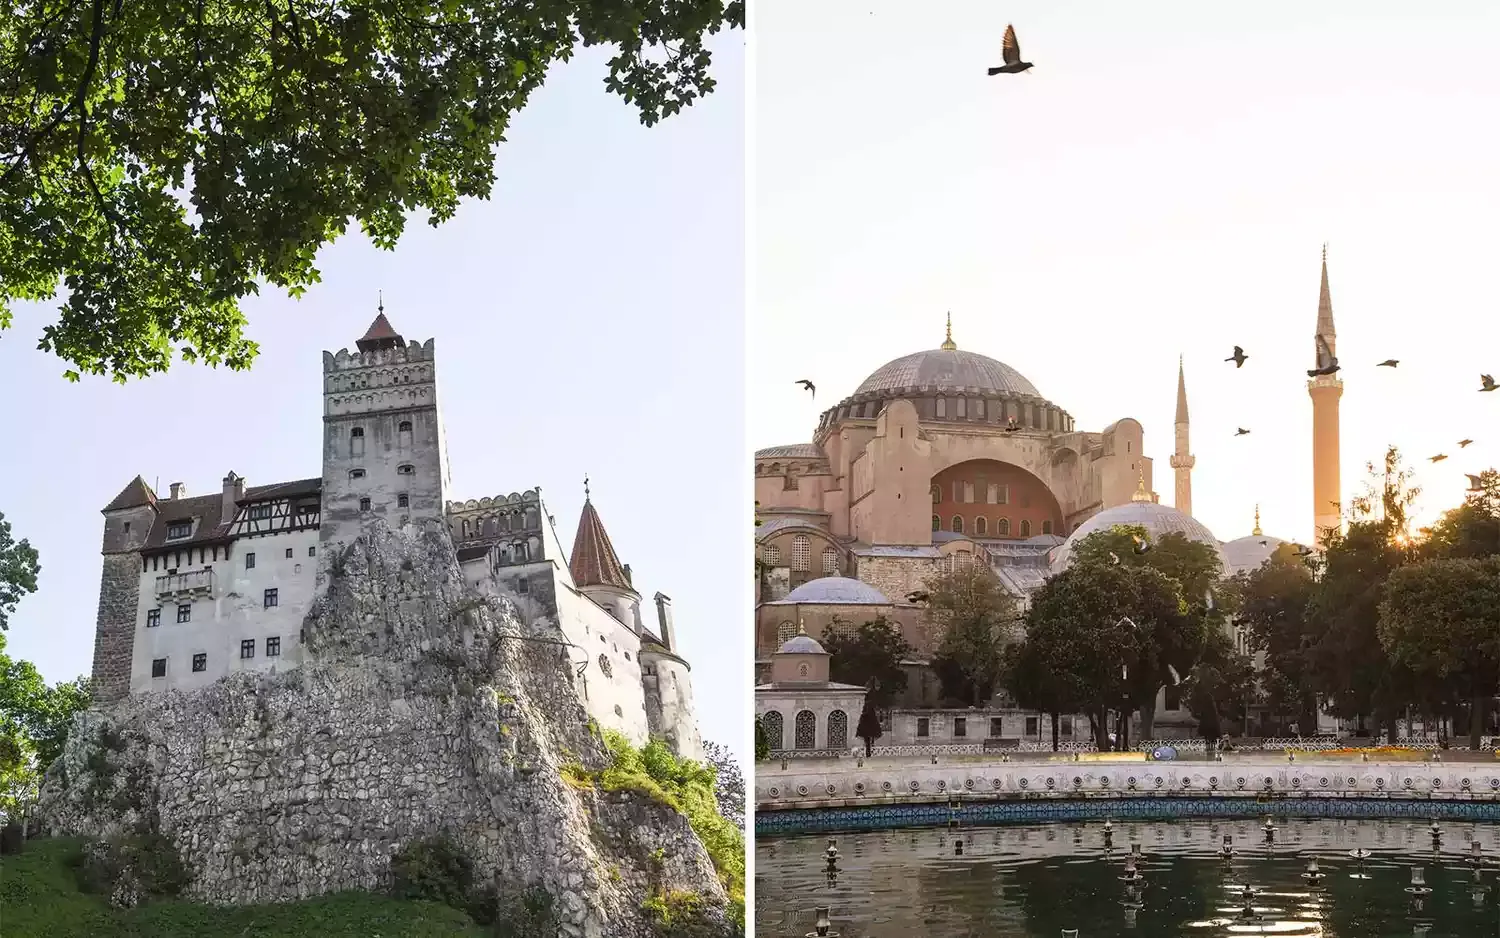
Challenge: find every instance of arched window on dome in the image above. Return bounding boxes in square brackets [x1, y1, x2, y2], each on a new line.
[931, 484, 941, 505]
[821, 547, 839, 574]
[998, 518, 1010, 536]
[935, 397, 946, 418]
[791, 535, 810, 571]
[763, 545, 781, 566]
[975, 517, 988, 536]
[1020, 519, 1032, 537]
[951, 516, 964, 534]
[931, 515, 940, 532]
[1042, 520, 1053, 535]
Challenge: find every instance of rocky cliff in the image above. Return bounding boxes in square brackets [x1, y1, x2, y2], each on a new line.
[36, 523, 733, 937]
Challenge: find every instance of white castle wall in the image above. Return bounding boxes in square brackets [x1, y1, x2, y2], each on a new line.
[131, 528, 319, 693]
[552, 582, 649, 745]
[642, 651, 701, 762]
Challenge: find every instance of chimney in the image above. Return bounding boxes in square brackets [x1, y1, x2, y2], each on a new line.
[169, 482, 186, 500]
[654, 592, 676, 653]
[222, 472, 245, 521]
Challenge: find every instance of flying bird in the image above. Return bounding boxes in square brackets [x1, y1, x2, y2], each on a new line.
[1258, 540, 1268, 547]
[795, 379, 816, 398]
[1225, 346, 1248, 368]
[1482, 375, 1497, 392]
[906, 590, 929, 604]
[1131, 533, 1151, 555]
[988, 24, 1034, 75]
[1004, 416, 1021, 433]
[1468, 474, 1485, 492]
[1377, 359, 1399, 368]
[1235, 428, 1251, 436]
[1308, 335, 1340, 377]
[1430, 454, 1448, 463]
[1459, 439, 1474, 448]
[1294, 545, 1314, 558]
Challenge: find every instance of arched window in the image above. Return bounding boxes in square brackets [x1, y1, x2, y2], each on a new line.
[763, 545, 781, 565]
[397, 464, 415, 475]
[777, 621, 796, 646]
[975, 517, 987, 536]
[524, 507, 539, 528]
[483, 517, 498, 537]
[513, 540, 528, 562]
[827, 710, 849, 751]
[951, 516, 963, 534]
[398, 494, 409, 508]
[462, 519, 470, 538]
[931, 484, 941, 505]
[935, 397, 947, 418]
[398, 420, 412, 433]
[1020, 519, 1032, 537]
[794, 710, 817, 749]
[998, 518, 1010, 536]
[931, 515, 940, 532]
[821, 547, 839, 573]
[1042, 520, 1053, 535]
[397, 420, 412, 451]
[762, 711, 784, 751]
[791, 535, 810, 571]
[348, 468, 365, 480]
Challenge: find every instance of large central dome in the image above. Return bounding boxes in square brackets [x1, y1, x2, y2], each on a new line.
[855, 348, 1042, 398]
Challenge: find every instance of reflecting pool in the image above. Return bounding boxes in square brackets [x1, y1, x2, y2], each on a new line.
[755, 817, 1500, 937]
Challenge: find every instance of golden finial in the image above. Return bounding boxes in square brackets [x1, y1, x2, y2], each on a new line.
[797, 618, 807, 636]
[1131, 467, 1152, 502]
[1253, 504, 1262, 536]
[940, 311, 957, 351]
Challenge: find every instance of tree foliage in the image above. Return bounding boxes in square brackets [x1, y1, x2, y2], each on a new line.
[1232, 544, 1317, 732]
[1, 633, 92, 822]
[1, 0, 743, 381]
[1179, 629, 1254, 747]
[924, 562, 1019, 706]
[752, 717, 768, 762]
[700, 739, 744, 832]
[0, 511, 40, 632]
[820, 617, 910, 711]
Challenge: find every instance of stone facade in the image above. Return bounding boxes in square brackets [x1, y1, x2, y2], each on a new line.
[42, 524, 732, 936]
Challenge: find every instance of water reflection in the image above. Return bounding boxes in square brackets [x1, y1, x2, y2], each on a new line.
[755, 818, 1500, 937]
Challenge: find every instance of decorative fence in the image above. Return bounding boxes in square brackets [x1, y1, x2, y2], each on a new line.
[770, 735, 1499, 760]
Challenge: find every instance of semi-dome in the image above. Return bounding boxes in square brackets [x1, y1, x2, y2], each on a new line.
[1051, 501, 1226, 572]
[777, 633, 828, 655]
[855, 348, 1041, 398]
[1221, 534, 1293, 575]
[776, 576, 892, 605]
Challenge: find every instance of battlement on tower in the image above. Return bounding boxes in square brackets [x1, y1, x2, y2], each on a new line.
[321, 338, 436, 373]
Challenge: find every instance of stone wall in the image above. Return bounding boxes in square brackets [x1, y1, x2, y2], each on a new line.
[90, 553, 145, 705]
[40, 523, 732, 937]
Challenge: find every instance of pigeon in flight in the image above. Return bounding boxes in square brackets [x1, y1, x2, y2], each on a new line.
[906, 590, 929, 604]
[1235, 428, 1251, 436]
[1258, 540, 1268, 546]
[1482, 374, 1497, 392]
[1468, 474, 1485, 492]
[1430, 454, 1448, 463]
[1294, 545, 1314, 558]
[988, 24, 1034, 75]
[1377, 359, 1399, 368]
[1225, 346, 1248, 368]
[1308, 335, 1340, 377]
[795, 379, 816, 399]
[1459, 439, 1474, 448]
[1004, 416, 1021, 433]
[1132, 533, 1151, 555]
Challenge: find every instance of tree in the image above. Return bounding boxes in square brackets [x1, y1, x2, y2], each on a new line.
[1, 0, 743, 382]
[1180, 630, 1255, 751]
[700, 740, 744, 831]
[753, 717, 768, 762]
[1232, 544, 1318, 733]
[820, 618, 910, 711]
[1002, 634, 1085, 751]
[855, 697, 882, 756]
[0, 634, 92, 823]
[925, 563, 1020, 706]
[1422, 469, 1500, 561]
[1378, 557, 1500, 750]
[0, 512, 40, 632]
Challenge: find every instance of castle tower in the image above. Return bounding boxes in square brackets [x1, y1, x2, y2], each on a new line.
[1168, 356, 1194, 516]
[91, 476, 159, 704]
[320, 307, 447, 551]
[1308, 246, 1344, 546]
[568, 482, 643, 630]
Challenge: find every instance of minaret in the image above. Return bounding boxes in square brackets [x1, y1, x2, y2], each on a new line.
[1308, 245, 1344, 546]
[1168, 355, 1194, 516]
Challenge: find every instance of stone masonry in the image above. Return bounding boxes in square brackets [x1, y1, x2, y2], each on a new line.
[40, 523, 732, 937]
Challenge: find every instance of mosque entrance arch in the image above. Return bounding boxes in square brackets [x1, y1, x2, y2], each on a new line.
[930, 459, 1064, 539]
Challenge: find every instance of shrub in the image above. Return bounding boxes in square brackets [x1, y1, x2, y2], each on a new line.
[69, 832, 190, 901]
[390, 836, 475, 911]
[490, 887, 558, 938]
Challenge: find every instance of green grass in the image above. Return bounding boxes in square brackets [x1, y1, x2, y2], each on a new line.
[0, 838, 488, 938]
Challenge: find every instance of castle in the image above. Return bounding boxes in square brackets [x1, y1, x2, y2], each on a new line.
[87, 312, 702, 761]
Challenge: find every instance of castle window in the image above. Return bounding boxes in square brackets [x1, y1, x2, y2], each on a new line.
[123, 522, 131, 534]
[951, 516, 963, 534]
[246, 552, 256, 569]
[975, 399, 985, 418]
[462, 519, 470, 538]
[240, 639, 255, 659]
[263, 588, 278, 608]
[791, 535, 810, 571]
[935, 397, 946, 418]
[916, 717, 930, 738]
[956, 397, 966, 418]
[166, 521, 191, 540]
[285, 548, 293, 559]
[1020, 520, 1032, 537]
[762, 545, 780, 566]
[176, 604, 191, 623]
[931, 515, 940, 532]
[514, 541, 528, 562]
[266, 637, 281, 657]
[623, 650, 631, 661]
[822, 547, 839, 573]
[192, 653, 206, 672]
[954, 717, 967, 738]
[397, 464, 415, 475]
[151, 658, 167, 678]
[350, 426, 365, 458]
[998, 518, 1010, 536]
[308, 546, 316, 557]
[931, 484, 941, 505]
[1042, 520, 1053, 535]
[146, 608, 161, 628]
[517, 577, 528, 594]
[398, 420, 412, 432]
[359, 498, 371, 512]
[975, 517, 988, 536]
[598, 655, 613, 678]
[349, 469, 366, 480]
[398, 494, 409, 508]
[248, 504, 272, 520]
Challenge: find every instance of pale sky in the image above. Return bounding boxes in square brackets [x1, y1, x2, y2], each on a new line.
[0, 38, 746, 759]
[750, 0, 1500, 546]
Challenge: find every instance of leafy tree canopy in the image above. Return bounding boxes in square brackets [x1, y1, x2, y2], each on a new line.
[1, 633, 92, 821]
[924, 562, 1020, 706]
[1421, 469, 1500, 561]
[820, 617, 910, 711]
[2, 0, 743, 381]
[0, 511, 40, 632]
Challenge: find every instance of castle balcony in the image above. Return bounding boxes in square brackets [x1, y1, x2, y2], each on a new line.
[156, 568, 215, 600]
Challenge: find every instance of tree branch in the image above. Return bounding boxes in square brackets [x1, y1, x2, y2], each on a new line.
[73, 0, 123, 233]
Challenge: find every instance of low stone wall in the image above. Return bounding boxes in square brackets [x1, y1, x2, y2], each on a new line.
[755, 756, 1500, 835]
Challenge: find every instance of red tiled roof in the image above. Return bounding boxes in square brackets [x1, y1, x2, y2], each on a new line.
[356, 312, 404, 351]
[568, 499, 632, 591]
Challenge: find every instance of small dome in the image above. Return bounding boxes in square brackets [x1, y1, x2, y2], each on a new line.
[855, 348, 1041, 398]
[780, 577, 892, 605]
[777, 634, 828, 655]
[1221, 534, 1293, 574]
[1052, 501, 1225, 572]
